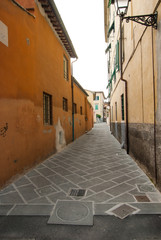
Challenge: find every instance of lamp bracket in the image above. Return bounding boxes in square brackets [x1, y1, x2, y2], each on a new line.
[123, 12, 158, 29]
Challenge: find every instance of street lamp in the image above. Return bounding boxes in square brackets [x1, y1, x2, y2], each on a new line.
[114, 0, 129, 16]
[113, 0, 157, 29]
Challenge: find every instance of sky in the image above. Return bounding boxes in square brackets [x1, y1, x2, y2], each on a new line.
[54, 0, 108, 97]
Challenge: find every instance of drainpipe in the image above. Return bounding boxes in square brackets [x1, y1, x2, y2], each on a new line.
[71, 58, 78, 141]
[151, 28, 157, 184]
[120, 15, 129, 154]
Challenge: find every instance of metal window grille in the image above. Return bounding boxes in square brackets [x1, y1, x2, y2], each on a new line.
[63, 97, 68, 111]
[73, 103, 77, 114]
[43, 92, 52, 125]
[80, 106, 83, 115]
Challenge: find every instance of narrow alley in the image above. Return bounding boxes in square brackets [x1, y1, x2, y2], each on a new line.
[0, 123, 161, 231]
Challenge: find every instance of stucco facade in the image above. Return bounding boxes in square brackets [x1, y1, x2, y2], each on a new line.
[105, 0, 161, 190]
[0, 0, 93, 187]
[86, 90, 105, 122]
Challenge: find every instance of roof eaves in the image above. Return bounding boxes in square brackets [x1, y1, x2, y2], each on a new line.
[38, 0, 78, 58]
[72, 76, 88, 96]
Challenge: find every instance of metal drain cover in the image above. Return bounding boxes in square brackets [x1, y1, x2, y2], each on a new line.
[69, 189, 86, 197]
[48, 200, 93, 225]
[137, 184, 156, 193]
[135, 195, 150, 202]
[109, 204, 139, 219]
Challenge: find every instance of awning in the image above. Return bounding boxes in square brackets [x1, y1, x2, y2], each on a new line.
[107, 21, 115, 38]
[105, 43, 111, 54]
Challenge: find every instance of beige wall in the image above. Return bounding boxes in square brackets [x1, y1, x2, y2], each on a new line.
[105, 0, 161, 189]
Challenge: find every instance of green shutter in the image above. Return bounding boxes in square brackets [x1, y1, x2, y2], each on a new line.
[108, 0, 111, 7]
[108, 21, 115, 38]
[105, 43, 111, 54]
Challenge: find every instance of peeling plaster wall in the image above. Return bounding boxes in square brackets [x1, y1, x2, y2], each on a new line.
[55, 119, 66, 152]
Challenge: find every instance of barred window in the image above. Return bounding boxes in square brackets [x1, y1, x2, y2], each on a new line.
[63, 55, 68, 80]
[73, 103, 77, 114]
[63, 97, 68, 111]
[80, 106, 83, 115]
[43, 92, 52, 125]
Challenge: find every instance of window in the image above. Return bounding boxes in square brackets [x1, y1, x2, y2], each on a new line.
[63, 55, 68, 80]
[43, 92, 52, 125]
[80, 106, 83, 115]
[95, 96, 99, 100]
[95, 104, 98, 110]
[63, 97, 68, 111]
[115, 102, 117, 121]
[121, 94, 125, 121]
[111, 106, 113, 121]
[73, 103, 77, 114]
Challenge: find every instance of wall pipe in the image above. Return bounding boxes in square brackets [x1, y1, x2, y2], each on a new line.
[71, 58, 78, 141]
[151, 28, 158, 184]
[120, 16, 129, 154]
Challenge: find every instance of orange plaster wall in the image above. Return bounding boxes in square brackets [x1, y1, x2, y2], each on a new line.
[73, 83, 93, 139]
[86, 101, 94, 131]
[73, 83, 87, 139]
[0, 0, 73, 187]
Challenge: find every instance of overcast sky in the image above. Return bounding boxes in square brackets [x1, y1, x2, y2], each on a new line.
[54, 0, 108, 97]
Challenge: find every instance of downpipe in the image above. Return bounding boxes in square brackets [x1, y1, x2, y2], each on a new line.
[120, 16, 129, 154]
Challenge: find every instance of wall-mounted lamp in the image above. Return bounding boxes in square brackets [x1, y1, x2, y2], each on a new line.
[113, 0, 157, 29]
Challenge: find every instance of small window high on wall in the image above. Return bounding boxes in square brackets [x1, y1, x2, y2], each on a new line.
[63, 55, 68, 80]
[43, 92, 52, 125]
[63, 97, 68, 112]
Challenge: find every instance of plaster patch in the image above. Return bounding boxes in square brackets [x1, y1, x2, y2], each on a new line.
[55, 119, 66, 152]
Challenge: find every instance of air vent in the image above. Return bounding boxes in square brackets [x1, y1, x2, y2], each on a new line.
[69, 189, 86, 197]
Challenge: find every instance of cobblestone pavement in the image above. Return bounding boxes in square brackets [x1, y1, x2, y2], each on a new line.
[0, 123, 161, 219]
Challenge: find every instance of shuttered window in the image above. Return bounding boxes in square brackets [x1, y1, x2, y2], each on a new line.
[63, 55, 68, 80]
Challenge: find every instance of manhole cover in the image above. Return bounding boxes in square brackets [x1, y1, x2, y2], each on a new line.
[109, 204, 139, 219]
[57, 203, 89, 221]
[69, 189, 86, 197]
[135, 195, 150, 202]
[137, 184, 156, 193]
[48, 200, 93, 225]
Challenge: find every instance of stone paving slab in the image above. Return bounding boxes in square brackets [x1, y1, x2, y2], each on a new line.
[9, 205, 53, 216]
[0, 123, 161, 219]
[48, 200, 93, 225]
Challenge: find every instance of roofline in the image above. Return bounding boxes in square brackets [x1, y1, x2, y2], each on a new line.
[38, 0, 78, 58]
[85, 90, 106, 99]
[72, 76, 88, 96]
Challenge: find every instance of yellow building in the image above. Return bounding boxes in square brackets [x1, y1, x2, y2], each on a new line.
[104, 0, 161, 190]
[86, 90, 105, 122]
